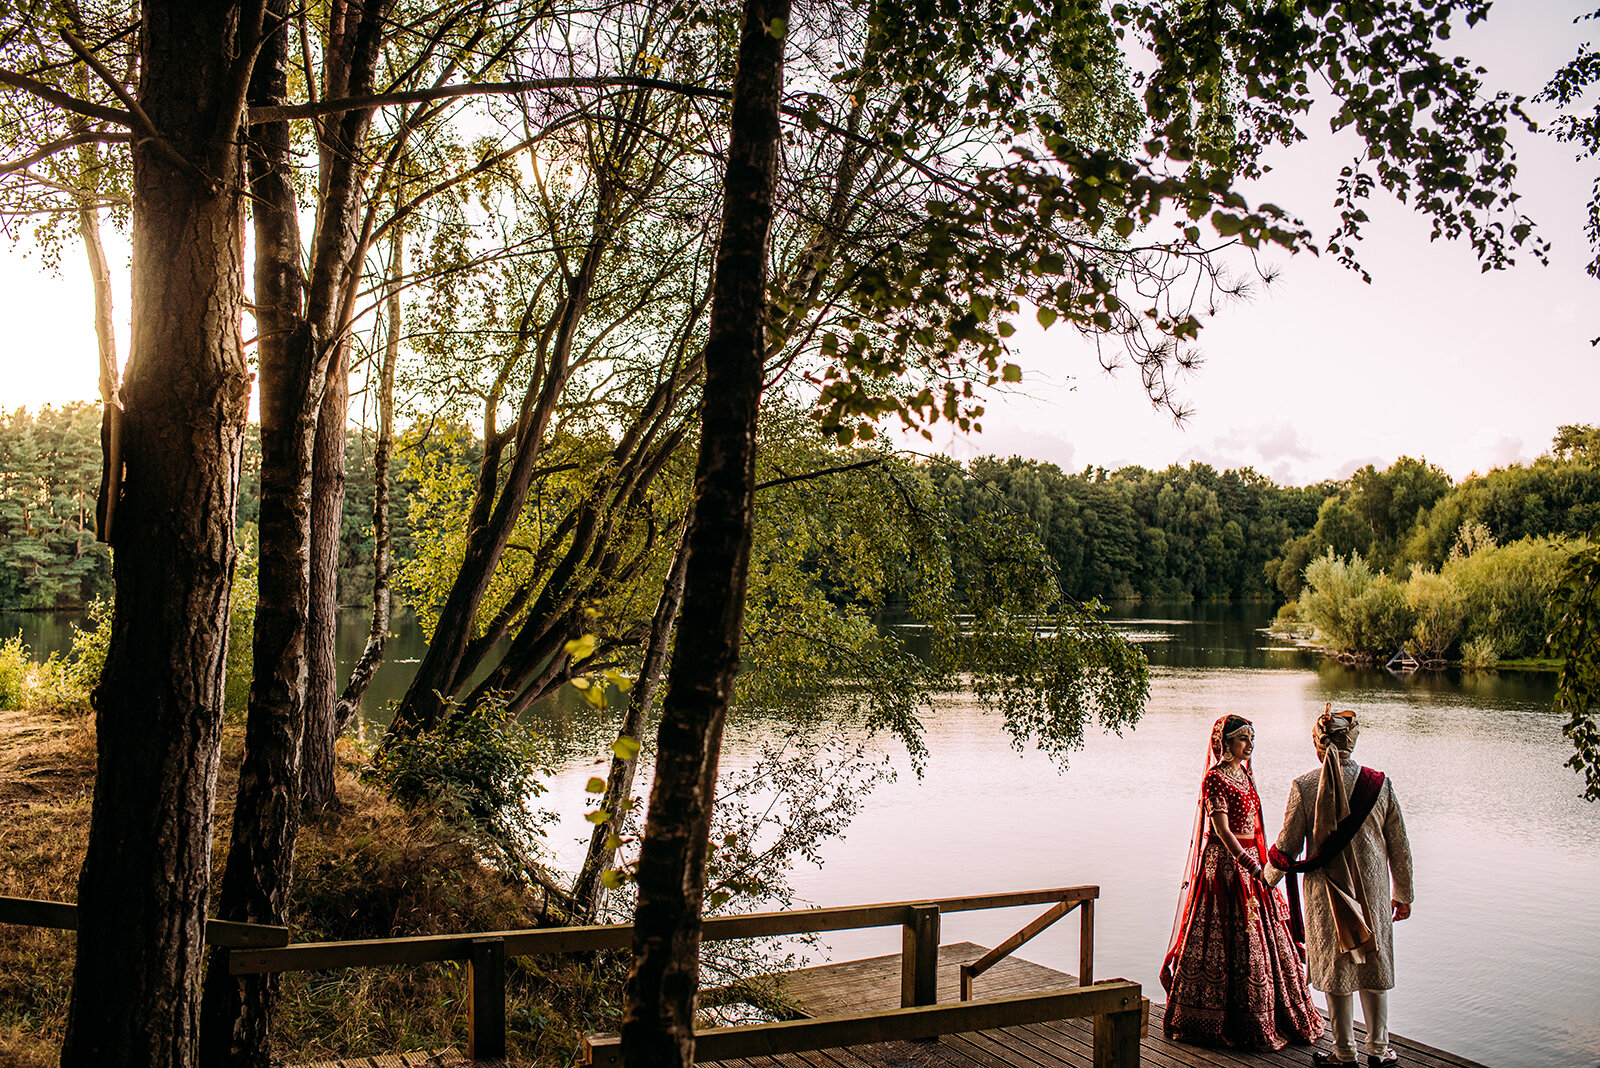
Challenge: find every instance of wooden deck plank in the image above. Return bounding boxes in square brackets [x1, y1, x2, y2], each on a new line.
[287, 1051, 494, 1068]
[702, 944, 1491, 1068]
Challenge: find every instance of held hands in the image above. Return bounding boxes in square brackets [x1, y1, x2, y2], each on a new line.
[1392, 900, 1412, 921]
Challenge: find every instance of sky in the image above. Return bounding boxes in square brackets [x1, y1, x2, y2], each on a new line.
[0, 0, 1595, 487]
[917, 0, 1600, 485]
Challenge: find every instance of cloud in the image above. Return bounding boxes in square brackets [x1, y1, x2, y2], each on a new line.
[910, 422, 1077, 471]
[1173, 420, 1326, 482]
[1449, 429, 1532, 479]
[1210, 421, 1317, 463]
[1334, 455, 1387, 480]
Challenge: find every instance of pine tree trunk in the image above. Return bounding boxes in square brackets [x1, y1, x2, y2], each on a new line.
[196, 3, 324, 1060]
[61, 3, 253, 1065]
[620, 1, 788, 1063]
[304, 344, 349, 794]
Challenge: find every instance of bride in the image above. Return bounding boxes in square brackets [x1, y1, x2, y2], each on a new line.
[1160, 714, 1324, 1050]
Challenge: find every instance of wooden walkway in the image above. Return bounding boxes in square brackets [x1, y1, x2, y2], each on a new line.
[707, 942, 1489, 1068]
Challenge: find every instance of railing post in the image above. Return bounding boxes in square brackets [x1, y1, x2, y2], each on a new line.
[1079, 898, 1094, 987]
[469, 936, 507, 1062]
[900, 903, 939, 1008]
[1093, 999, 1141, 1068]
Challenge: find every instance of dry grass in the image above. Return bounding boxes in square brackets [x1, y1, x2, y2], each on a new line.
[0, 707, 627, 1067]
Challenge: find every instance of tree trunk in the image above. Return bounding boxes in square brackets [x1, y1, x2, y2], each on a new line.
[79, 168, 123, 544]
[390, 205, 615, 737]
[304, 343, 349, 791]
[62, 12, 127, 546]
[61, 3, 254, 1065]
[572, 534, 689, 923]
[197, 3, 326, 1061]
[306, 222, 403, 807]
[297, 0, 391, 765]
[620, 1, 788, 1063]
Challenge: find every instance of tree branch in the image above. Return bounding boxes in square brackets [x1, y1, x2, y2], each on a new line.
[0, 66, 129, 126]
[755, 456, 885, 492]
[0, 131, 131, 175]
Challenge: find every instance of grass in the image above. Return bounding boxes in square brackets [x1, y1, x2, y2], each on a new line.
[1484, 657, 1563, 673]
[0, 701, 629, 1066]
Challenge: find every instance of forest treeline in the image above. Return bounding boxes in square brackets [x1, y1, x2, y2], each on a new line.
[8, 401, 1599, 627]
[955, 429, 1600, 606]
[0, 402, 440, 611]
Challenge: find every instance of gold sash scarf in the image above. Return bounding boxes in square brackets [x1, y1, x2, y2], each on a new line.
[1312, 710, 1374, 961]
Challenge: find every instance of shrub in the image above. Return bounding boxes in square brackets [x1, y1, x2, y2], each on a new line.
[1406, 569, 1465, 661]
[1443, 535, 1575, 660]
[65, 599, 111, 695]
[365, 696, 552, 863]
[1297, 550, 1415, 656]
[0, 634, 28, 710]
[1347, 577, 1415, 656]
[1460, 634, 1501, 670]
[0, 635, 78, 711]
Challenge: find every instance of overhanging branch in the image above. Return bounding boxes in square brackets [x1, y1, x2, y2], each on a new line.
[0, 67, 130, 126]
[0, 131, 131, 175]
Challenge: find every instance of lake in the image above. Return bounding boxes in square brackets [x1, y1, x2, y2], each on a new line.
[7, 603, 1596, 1066]
[533, 604, 1599, 1068]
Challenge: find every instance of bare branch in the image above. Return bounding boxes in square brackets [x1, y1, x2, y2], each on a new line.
[0, 65, 130, 126]
[247, 74, 729, 123]
[0, 130, 130, 175]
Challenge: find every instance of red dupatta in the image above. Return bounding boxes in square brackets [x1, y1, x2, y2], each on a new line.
[1160, 714, 1269, 993]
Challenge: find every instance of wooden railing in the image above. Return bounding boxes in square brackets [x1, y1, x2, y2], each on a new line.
[1, 886, 1128, 1065]
[959, 885, 1096, 1000]
[0, 894, 289, 948]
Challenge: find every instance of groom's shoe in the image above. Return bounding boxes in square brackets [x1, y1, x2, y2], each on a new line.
[1367, 1053, 1399, 1067]
[1312, 1053, 1357, 1066]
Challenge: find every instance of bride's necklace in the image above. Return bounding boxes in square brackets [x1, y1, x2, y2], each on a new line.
[1218, 761, 1247, 783]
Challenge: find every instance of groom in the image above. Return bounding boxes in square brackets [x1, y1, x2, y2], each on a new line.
[1263, 706, 1414, 1068]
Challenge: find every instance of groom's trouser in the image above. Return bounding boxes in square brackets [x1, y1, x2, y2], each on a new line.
[1326, 989, 1389, 1061]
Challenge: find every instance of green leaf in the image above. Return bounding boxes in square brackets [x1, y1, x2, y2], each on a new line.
[1037, 306, 1058, 328]
[1001, 363, 1022, 383]
[611, 736, 641, 760]
[586, 776, 607, 793]
[601, 869, 623, 890]
[586, 808, 611, 824]
[765, 17, 786, 38]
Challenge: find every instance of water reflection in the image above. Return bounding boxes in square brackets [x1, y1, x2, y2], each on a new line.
[535, 603, 1595, 1068]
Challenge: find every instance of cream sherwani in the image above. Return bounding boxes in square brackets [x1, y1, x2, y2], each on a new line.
[1273, 758, 1414, 994]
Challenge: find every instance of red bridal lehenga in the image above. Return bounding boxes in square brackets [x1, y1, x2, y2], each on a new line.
[1160, 717, 1325, 1050]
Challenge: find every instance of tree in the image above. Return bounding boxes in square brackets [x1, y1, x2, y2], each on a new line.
[0, 404, 110, 608]
[1348, 457, 1452, 572]
[1551, 536, 1600, 799]
[24, 2, 261, 1064]
[619, 0, 787, 1060]
[1536, 6, 1600, 342]
[197, 0, 395, 1060]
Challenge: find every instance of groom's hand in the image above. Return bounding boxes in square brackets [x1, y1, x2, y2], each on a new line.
[1392, 900, 1411, 921]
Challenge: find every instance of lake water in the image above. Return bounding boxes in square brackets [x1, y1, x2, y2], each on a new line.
[533, 604, 1599, 1068]
[8, 603, 1596, 1066]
